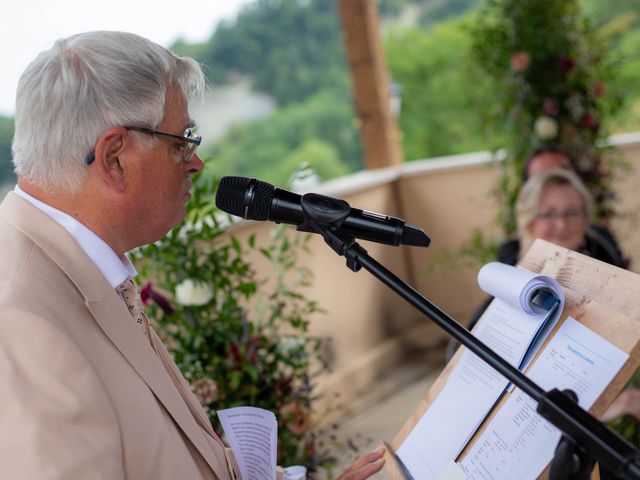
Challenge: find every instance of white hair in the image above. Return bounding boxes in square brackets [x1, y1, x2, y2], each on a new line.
[12, 31, 205, 193]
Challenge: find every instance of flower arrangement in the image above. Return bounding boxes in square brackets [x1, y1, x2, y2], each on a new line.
[471, 0, 625, 234]
[131, 175, 332, 471]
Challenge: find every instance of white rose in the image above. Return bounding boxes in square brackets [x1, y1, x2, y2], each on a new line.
[533, 115, 558, 140]
[175, 279, 214, 306]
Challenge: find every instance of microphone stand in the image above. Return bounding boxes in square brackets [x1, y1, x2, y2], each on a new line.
[298, 200, 640, 479]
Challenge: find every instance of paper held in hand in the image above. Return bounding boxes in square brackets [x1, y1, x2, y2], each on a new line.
[218, 406, 278, 480]
[396, 262, 565, 479]
[217, 406, 309, 480]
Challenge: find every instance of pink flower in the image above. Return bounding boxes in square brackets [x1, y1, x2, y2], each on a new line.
[591, 81, 606, 97]
[140, 282, 152, 304]
[140, 281, 175, 315]
[557, 56, 575, 74]
[581, 113, 600, 133]
[542, 98, 560, 117]
[228, 344, 243, 363]
[510, 51, 531, 72]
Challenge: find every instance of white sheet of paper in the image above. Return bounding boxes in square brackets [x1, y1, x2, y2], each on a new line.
[397, 281, 562, 479]
[396, 298, 533, 479]
[218, 406, 278, 480]
[474, 299, 549, 366]
[396, 357, 509, 479]
[460, 318, 628, 480]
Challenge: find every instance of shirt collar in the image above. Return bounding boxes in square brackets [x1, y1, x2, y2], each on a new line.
[14, 185, 136, 288]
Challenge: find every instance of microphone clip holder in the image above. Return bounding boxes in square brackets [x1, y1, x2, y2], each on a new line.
[299, 194, 364, 272]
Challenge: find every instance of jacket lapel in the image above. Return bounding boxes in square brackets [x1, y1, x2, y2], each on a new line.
[0, 193, 232, 479]
[85, 299, 231, 479]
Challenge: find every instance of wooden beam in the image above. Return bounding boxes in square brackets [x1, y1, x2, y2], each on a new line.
[337, 0, 404, 169]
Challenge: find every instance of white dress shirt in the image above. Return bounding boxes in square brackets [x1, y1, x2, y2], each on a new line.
[14, 185, 136, 288]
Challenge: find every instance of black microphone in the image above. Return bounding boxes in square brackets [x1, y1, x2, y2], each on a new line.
[215, 176, 430, 248]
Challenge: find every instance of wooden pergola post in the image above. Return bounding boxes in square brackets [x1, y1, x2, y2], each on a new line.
[337, 0, 404, 169]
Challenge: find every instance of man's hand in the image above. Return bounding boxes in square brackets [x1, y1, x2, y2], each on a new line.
[335, 447, 385, 480]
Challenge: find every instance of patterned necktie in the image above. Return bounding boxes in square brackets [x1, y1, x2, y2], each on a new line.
[116, 278, 239, 478]
[116, 278, 150, 337]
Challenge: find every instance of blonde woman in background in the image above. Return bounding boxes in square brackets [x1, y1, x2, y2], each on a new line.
[498, 168, 625, 266]
[454, 169, 625, 340]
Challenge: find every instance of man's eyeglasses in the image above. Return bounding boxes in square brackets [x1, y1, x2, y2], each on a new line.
[85, 126, 202, 165]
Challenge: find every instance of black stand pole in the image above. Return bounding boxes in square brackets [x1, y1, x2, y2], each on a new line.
[301, 209, 640, 479]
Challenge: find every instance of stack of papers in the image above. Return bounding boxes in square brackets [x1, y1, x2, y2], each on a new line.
[396, 263, 566, 479]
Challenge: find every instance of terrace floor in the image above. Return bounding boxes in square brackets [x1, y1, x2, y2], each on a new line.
[325, 347, 447, 479]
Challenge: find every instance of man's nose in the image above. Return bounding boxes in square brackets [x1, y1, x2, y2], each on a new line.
[185, 152, 205, 174]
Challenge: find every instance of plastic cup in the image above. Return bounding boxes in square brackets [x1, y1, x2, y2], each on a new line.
[283, 465, 307, 480]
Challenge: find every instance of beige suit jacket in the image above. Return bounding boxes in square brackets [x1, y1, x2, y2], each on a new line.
[0, 192, 237, 479]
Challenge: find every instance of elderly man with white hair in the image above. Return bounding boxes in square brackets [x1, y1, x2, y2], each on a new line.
[0, 31, 384, 479]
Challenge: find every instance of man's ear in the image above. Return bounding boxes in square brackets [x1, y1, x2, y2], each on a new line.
[91, 127, 129, 193]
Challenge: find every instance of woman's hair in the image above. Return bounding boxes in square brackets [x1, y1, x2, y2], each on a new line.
[516, 168, 595, 255]
[12, 31, 205, 194]
[522, 144, 575, 181]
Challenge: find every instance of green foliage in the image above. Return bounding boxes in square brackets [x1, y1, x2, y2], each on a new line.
[275, 140, 350, 184]
[169, 37, 212, 66]
[471, 0, 627, 233]
[606, 21, 640, 131]
[423, 229, 500, 277]
[418, 0, 483, 26]
[379, 0, 414, 17]
[195, 0, 350, 106]
[202, 91, 362, 186]
[131, 175, 330, 469]
[609, 371, 640, 446]
[386, 15, 503, 160]
[0, 116, 16, 187]
[581, 0, 639, 25]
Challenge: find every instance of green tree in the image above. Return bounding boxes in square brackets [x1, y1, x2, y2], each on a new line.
[275, 139, 350, 185]
[611, 27, 640, 130]
[0, 116, 16, 188]
[202, 91, 361, 186]
[386, 15, 502, 161]
[418, 0, 482, 26]
[581, 0, 638, 25]
[190, 0, 350, 106]
[379, 0, 412, 16]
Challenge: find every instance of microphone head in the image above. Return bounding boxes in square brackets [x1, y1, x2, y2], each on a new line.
[401, 224, 431, 247]
[215, 176, 275, 221]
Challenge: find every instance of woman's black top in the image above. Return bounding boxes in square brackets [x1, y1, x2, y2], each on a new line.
[497, 224, 627, 269]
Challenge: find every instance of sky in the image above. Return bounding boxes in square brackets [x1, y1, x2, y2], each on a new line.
[0, 0, 254, 116]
